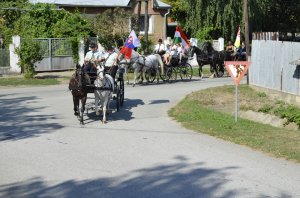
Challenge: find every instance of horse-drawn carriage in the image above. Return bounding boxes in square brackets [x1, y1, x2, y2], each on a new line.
[136, 52, 193, 84]
[160, 54, 193, 83]
[69, 50, 125, 125]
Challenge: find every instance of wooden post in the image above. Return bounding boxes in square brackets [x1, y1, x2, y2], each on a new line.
[137, 1, 141, 32]
[144, 0, 149, 54]
[244, 0, 250, 85]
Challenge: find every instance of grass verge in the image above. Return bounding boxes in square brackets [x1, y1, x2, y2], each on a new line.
[168, 85, 300, 163]
[0, 76, 61, 86]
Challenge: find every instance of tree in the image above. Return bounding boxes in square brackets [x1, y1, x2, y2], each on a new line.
[0, 1, 90, 77]
[88, 8, 136, 50]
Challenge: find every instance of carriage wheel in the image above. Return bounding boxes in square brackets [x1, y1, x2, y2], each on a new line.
[145, 69, 156, 83]
[119, 79, 125, 107]
[180, 63, 193, 81]
[159, 66, 167, 82]
[166, 67, 176, 83]
[115, 85, 120, 112]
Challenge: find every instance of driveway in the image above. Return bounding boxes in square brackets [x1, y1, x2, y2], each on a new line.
[0, 77, 299, 198]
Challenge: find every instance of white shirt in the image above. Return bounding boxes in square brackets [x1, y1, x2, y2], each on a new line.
[84, 50, 105, 64]
[154, 43, 165, 52]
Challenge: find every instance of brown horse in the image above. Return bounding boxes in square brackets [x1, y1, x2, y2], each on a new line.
[68, 64, 88, 125]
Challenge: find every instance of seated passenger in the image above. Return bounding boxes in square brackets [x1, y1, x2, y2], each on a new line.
[83, 42, 105, 84]
[177, 43, 188, 63]
[225, 41, 235, 60]
[235, 42, 247, 61]
[166, 43, 178, 65]
[153, 38, 166, 55]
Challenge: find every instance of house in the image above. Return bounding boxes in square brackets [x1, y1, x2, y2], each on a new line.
[29, 0, 172, 42]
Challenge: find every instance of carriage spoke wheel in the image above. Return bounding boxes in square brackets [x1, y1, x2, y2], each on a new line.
[159, 66, 167, 82]
[166, 67, 176, 83]
[119, 79, 124, 107]
[180, 63, 193, 81]
[116, 85, 120, 112]
[145, 69, 156, 83]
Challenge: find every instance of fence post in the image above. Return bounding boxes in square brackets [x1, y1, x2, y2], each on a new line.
[78, 39, 84, 66]
[9, 35, 21, 73]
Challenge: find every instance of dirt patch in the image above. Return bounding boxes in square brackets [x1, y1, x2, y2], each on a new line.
[239, 110, 298, 130]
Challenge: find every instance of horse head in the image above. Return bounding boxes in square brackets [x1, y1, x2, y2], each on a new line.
[203, 41, 213, 54]
[96, 65, 105, 81]
[189, 45, 196, 57]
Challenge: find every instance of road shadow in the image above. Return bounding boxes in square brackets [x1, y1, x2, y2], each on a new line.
[84, 98, 144, 123]
[0, 96, 64, 141]
[0, 156, 236, 198]
[148, 99, 170, 105]
[0, 155, 290, 198]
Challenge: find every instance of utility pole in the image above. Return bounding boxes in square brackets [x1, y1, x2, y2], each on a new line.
[137, 1, 141, 32]
[144, 0, 149, 54]
[244, 0, 250, 85]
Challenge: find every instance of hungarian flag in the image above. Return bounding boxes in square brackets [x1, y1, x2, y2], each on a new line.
[120, 30, 141, 59]
[234, 26, 241, 48]
[173, 26, 190, 49]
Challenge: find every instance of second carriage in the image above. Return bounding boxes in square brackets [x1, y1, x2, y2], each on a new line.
[145, 53, 193, 83]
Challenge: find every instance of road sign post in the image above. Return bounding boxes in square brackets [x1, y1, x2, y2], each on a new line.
[224, 61, 251, 123]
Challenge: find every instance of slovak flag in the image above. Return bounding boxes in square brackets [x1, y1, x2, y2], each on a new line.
[120, 30, 141, 59]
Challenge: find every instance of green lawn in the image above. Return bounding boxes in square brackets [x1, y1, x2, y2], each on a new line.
[168, 85, 300, 163]
[0, 76, 64, 87]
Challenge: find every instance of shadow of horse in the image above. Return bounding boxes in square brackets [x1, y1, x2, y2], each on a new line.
[189, 42, 227, 78]
[68, 64, 88, 125]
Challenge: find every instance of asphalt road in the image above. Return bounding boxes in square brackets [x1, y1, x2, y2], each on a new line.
[0, 77, 300, 198]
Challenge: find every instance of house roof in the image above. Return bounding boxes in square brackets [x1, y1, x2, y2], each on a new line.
[154, 0, 171, 9]
[29, 0, 171, 9]
[29, 0, 131, 7]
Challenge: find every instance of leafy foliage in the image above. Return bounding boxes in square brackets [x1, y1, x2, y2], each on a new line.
[137, 36, 154, 55]
[89, 8, 136, 50]
[162, 0, 300, 42]
[274, 105, 300, 128]
[0, 1, 90, 77]
[15, 38, 43, 78]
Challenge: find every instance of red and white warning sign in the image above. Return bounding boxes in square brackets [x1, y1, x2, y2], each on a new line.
[224, 61, 250, 86]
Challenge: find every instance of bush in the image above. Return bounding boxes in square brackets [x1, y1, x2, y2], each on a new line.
[274, 105, 300, 128]
[15, 38, 43, 78]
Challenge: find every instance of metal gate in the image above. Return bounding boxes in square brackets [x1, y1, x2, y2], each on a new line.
[0, 48, 10, 67]
[33, 38, 75, 71]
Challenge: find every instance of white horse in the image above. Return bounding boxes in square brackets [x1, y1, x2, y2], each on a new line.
[119, 50, 164, 86]
[94, 65, 114, 123]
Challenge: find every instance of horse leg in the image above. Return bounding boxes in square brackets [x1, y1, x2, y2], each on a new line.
[156, 68, 160, 83]
[102, 96, 108, 123]
[209, 63, 216, 78]
[73, 95, 79, 116]
[199, 65, 203, 79]
[95, 91, 100, 116]
[125, 66, 130, 85]
[79, 98, 85, 125]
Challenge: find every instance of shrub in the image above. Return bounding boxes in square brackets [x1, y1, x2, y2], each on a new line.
[15, 38, 43, 78]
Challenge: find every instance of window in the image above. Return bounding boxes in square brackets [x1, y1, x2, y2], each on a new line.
[139, 15, 153, 34]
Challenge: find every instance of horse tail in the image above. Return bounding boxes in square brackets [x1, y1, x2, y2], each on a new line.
[155, 54, 164, 74]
